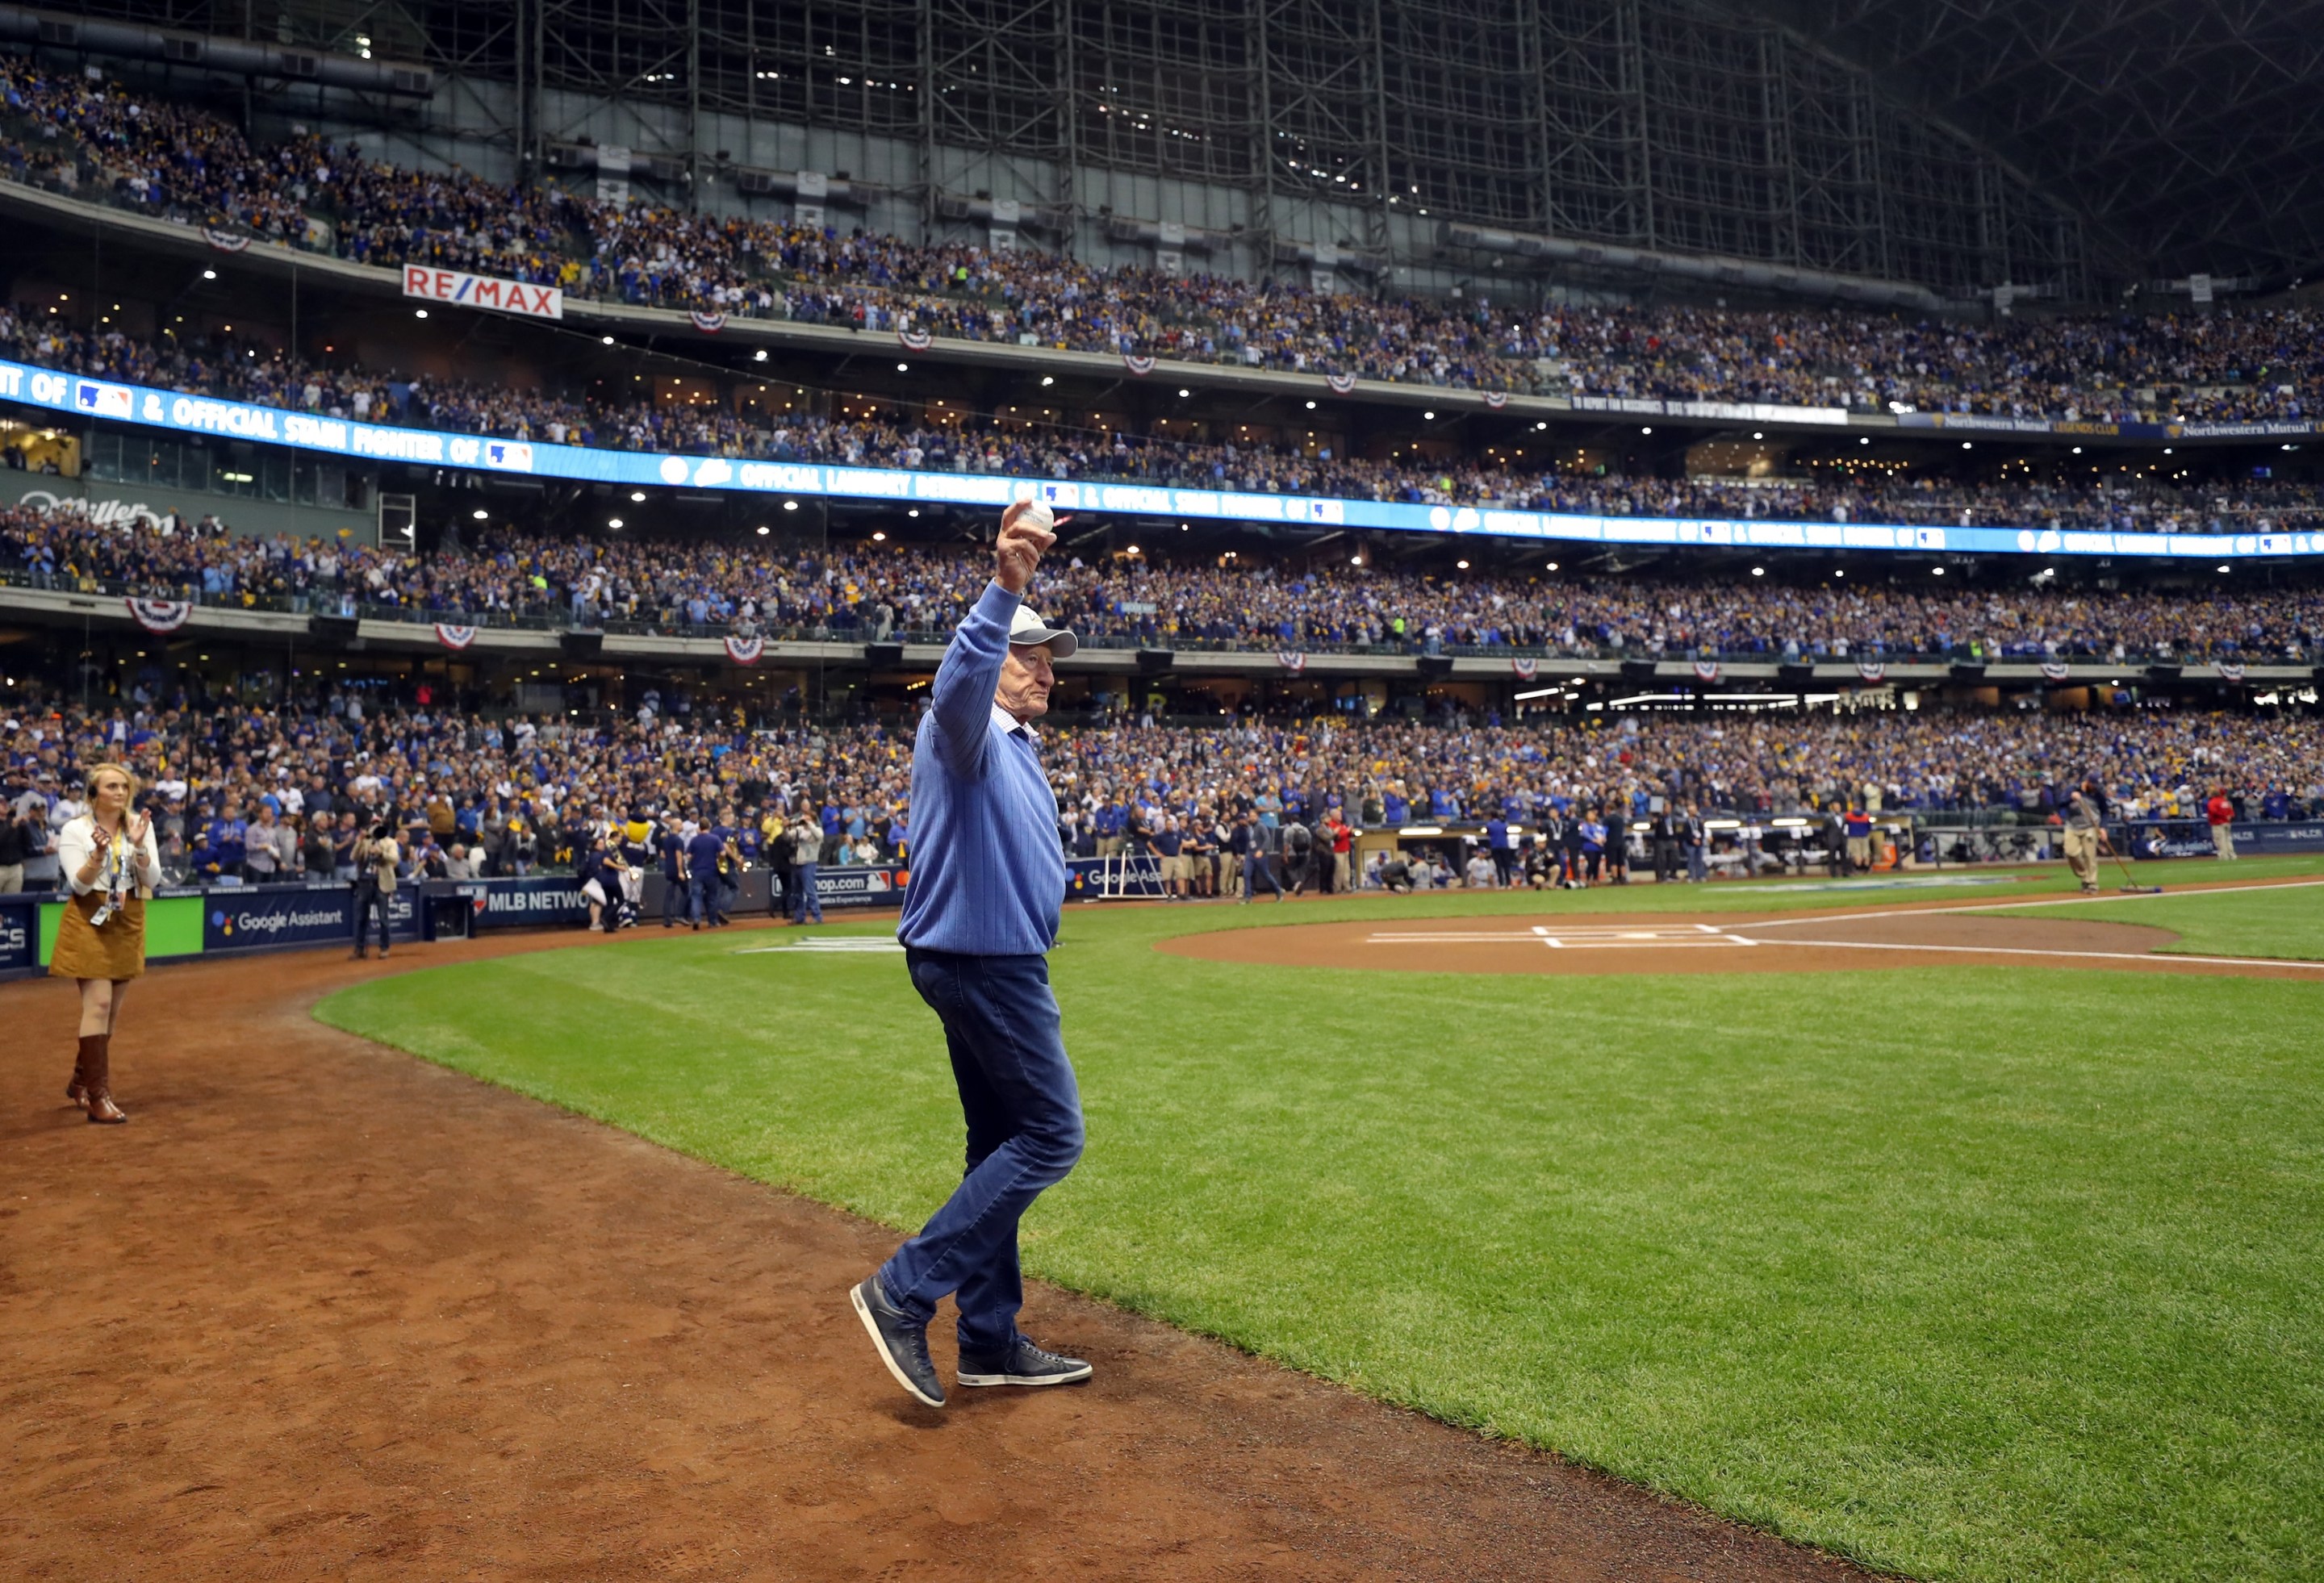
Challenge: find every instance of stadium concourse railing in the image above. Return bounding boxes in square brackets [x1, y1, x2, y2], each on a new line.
[2, 568, 2317, 683]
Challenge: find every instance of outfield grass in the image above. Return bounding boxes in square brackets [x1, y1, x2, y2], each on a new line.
[316, 860, 2324, 1583]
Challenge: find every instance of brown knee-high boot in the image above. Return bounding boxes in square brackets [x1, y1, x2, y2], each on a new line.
[85, 1034, 126, 1125]
[67, 1034, 99, 1108]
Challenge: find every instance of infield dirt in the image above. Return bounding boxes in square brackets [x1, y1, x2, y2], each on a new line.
[3, 921, 1869, 1583]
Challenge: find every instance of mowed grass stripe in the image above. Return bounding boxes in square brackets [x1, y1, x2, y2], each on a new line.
[316, 864, 2324, 1583]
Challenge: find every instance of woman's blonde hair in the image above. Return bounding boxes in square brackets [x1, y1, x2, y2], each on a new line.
[85, 762, 140, 801]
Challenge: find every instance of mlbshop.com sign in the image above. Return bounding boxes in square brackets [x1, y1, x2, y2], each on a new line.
[402, 267, 563, 321]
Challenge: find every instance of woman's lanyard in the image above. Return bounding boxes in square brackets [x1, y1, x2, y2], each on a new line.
[89, 821, 132, 927]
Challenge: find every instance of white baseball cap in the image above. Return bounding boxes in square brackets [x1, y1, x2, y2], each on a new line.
[1008, 605, 1078, 658]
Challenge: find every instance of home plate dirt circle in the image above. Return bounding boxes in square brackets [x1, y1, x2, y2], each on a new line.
[1160, 908, 2324, 979]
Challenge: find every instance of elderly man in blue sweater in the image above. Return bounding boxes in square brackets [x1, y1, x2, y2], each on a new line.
[850, 499, 1091, 1408]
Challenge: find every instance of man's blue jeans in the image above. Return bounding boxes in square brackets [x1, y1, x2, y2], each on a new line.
[880, 950, 1085, 1354]
[792, 862, 822, 921]
[688, 870, 718, 925]
[1244, 852, 1282, 898]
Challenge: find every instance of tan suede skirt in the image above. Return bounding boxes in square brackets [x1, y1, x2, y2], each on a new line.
[48, 892, 146, 982]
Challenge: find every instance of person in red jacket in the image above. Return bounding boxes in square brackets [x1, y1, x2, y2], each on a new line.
[2205, 788, 2238, 861]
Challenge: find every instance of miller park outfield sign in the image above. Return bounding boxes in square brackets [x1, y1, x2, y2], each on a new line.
[401, 266, 563, 321]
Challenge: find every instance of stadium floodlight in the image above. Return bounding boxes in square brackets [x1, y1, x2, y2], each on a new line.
[872, 531, 887, 542]
[1513, 687, 1556, 700]
[629, 491, 646, 502]
[1753, 431, 1764, 439]
[471, 508, 488, 520]
[1932, 566, 1946, 574]
[1962, 441, 1973, 449]
[1641, 425, 1652, 435]
[897, 362, 909, 372]
[603, 336, 615, 345]
[201, 269, 216, 280]
[1177, 388, 1190, 397]
[1545, 562, 1559, 571]
[2218, 564, 2231, 573]
[755, 525, 769, 535]
[907, 508, 920, 517]
[1703, 818, 1743, 830]
[1834, 569, 1845, 578]
[608, 516, 623, 528]
[2072, 446, 2083, 454]
[1041, 376, 1055, 386]
[1306, 400, 1316, 409]
[783, 500, 799, 512]
[414, 309, 428, 319]
[1398, 825, 1445, 836]
[754, 349, 767, 361]
[1751, 566, 1765, 576]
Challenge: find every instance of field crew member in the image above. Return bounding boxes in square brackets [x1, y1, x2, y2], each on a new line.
[2063, 782, 2105, 895]
[851, 499, 1093, 1409]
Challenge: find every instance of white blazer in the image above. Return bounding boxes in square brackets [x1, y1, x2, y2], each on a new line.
[57, 814, 165, 897]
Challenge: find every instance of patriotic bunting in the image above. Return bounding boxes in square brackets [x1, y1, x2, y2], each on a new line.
[1122, 352, 1156, 376]
[1511, 656, 1539, 681]
[2216, 660, 2246, 683]
[725, 635, 766, 665]
[1484, 391, 1508, 409]
[435, 624, 478, 650]
[1693, 659, 1722, 683]
[201, 228, 250, 253]
[2040, 659, 2071, 681]
[1325, 372, 1356, 395]
[688, 310, 727, 333]
[125, 597, 193, 633]
[1855, 660, 1886, 683]
[898, 327, 934, 352]
[1276, 650, 1307, 673]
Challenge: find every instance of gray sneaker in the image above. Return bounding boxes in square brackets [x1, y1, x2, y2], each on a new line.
[956, 1335, 1093, 1389]
[850, 1276, 944, 1407]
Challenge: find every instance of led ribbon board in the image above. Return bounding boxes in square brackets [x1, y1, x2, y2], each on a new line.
[3, 357, 2318, 560]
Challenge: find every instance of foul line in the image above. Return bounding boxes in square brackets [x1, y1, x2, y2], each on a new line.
[1733, 875, 2324, 932]
[1743, 936, 2324, 971]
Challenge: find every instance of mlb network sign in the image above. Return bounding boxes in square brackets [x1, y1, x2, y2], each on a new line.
[403, 266, 563, 321]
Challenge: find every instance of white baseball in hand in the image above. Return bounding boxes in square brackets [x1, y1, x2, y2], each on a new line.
[1018, 499, 1055, 534]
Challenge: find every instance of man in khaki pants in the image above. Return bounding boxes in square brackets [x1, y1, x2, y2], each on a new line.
[2062, 781, 2105, 895]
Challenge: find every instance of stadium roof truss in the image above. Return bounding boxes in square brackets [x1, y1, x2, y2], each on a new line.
[37, 0, 2324, 294]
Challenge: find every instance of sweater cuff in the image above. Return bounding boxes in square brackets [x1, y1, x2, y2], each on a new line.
[979, 579, 1025, 623]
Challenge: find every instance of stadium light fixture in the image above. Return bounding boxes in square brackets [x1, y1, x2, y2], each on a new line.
[1456, 559, 1469, 570]
[1961, 441, 1973, 449]
[897, 362, 909, 372]
[755, 525, 769, 535]
[1040, 375, 1054, 386]
[1126, 544, 1140, 554]
[471, 508, 489, 520]
[872, 531, 887, 542]
[1753, 431, 1763, 439]
[1306, 399, 1317, 409]
[1177, 388, 1191, 397]
[2163, 447, 2173, 454]
[629, 491, 646, 502]
[1398, 825, 1445, 836]
[608, 516, 624, 528]
[603, 336, 615, 345]
[907, 507, 921, 517]
[201, 269, 216, 280]
[1859, 436, 1870, 445]
[783, 500, 799, 512]
[1932, 566, 1945, 575]
[754, 349, 767, 361]
[1350, 554, 1362, 565]
[1545, 561, 1559, 571]
[1425, 411, 1438, 420]
[414, 309, 428, 319]
[2072, 446, 2083, 454]
[1641, 425, 1653, 435]
[1513, 687, 1556, 701]
[2219, 564, 2231, 573]
[1751, 566, 1765, 576]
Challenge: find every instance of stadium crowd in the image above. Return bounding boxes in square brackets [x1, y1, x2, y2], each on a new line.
[3, 675, 2317, 896]
[6, 499, 2318, 662]
[9, 308, 2323, 537]
[4, 56, 2321, 421]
